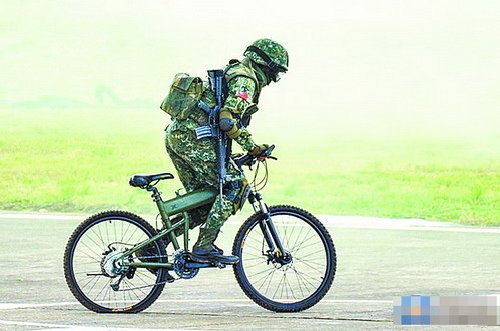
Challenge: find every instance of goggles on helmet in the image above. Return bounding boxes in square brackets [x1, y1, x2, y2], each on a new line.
[246, 45, 287, 82]
[273, 71, 286, 82]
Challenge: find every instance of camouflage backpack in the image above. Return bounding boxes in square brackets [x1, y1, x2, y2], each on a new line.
[160, 73, 205, 120]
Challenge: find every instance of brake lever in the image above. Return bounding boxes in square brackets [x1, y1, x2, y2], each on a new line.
[257, 155, 277, 162]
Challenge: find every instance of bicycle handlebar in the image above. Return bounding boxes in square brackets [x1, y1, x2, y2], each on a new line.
[233, 144, 276, 169]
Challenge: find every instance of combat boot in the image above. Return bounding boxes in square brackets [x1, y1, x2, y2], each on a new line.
[191, 246, 239, 265]
[191, 228, 239, 265]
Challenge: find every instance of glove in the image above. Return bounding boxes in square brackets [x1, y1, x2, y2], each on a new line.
[248, 144, 269, 156]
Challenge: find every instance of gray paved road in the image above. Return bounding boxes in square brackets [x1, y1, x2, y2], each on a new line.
[0, 213, 498, 330]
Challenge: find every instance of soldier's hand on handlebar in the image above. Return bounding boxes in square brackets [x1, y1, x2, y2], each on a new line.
[248, 144, 270, 156]
[234, 145, 276, 169]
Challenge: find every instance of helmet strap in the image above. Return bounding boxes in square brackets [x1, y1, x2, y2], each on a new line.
[252, 63, 271, 86]
[245, 46, 280, 73]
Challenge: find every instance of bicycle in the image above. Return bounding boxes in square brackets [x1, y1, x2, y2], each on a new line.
[63, 145, 336, 313]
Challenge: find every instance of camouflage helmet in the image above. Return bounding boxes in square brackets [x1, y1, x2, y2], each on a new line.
[244, 38, 288, 81]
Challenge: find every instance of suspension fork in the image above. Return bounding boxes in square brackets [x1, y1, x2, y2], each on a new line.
[249, 192, 286, 257]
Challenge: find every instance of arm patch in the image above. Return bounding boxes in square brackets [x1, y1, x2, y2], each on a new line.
[236, 86, 249, 101]
[224, 77, 257, 114]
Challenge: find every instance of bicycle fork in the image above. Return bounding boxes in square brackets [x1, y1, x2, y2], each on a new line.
[248, 192, 287, 260]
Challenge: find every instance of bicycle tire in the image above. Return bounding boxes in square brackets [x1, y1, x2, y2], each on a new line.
[232, 205, 336, 312]
[63, 210, 167, 313]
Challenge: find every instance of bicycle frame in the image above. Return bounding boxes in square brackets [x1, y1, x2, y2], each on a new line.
[121, 181, 287, 270]
[121, 187, 217, 269]
[247, 191, 287, 258]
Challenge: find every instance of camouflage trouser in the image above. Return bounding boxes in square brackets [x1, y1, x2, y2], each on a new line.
[165, 118, 246, 249]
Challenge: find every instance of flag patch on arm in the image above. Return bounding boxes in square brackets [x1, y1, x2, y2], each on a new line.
[236, 86, 249, 101]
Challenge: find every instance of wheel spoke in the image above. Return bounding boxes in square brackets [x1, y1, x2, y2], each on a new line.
[294, 257, 326, 275]
[264, 269, 277, 295]
[238, 208, 335, 308]
[291, 232, 320, 253]
[68, 215, 166, 311]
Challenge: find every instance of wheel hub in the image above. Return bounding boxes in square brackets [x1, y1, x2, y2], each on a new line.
[271, 250, 293, 270]
[101, 250, 127, 277]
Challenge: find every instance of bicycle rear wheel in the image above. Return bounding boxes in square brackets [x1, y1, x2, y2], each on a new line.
[233, 205, 336, 312]
[63, 210, 168, 313]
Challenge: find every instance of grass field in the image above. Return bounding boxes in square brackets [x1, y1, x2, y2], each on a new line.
[1, 107, 498, 226]
[1, 1, 500, 226]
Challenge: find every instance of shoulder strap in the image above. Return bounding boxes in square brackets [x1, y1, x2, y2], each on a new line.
[221, 60, 240, 99]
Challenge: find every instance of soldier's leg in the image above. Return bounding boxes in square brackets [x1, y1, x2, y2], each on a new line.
[166, 121, 219, 187]
[166, 122, 245, 259]
[194, 166, 248, 249]
[165, 130, 210, 234]
[194, 195, 234, 249]
[165, 128, 204, 192]
[166, 124, 214, 228]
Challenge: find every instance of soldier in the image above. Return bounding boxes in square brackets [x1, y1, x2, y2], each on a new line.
[165, 38, 289, 264]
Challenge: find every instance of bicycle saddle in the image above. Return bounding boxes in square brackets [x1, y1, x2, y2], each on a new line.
[129, 173, 174, 188]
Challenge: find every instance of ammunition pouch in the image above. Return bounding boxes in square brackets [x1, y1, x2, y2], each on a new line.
[240, 103, 258, 128]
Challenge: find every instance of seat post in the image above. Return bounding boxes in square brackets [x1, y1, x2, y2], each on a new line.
[147, 186, 162, 203]
[147, 185, 181, 249]
[147, 186, 166, 215]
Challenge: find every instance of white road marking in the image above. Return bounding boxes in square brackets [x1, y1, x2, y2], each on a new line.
[1, 212, 498, 233]
[0, 298, 391, 310]
[320, 224, 500, 234]
[317, 215, 500, 234]
[0, 212, 84, 221]
[0, 302, 79, 309]
[0, 319, 190, 330]
[155, 299, 393, 304]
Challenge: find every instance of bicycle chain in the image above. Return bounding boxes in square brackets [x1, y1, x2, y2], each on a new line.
[114, 280, 170, 292]
[113, 253, 178, 291]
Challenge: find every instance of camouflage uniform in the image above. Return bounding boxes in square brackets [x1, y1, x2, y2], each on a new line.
[164, 39, 288, 250]
[165, 61, 261, 249]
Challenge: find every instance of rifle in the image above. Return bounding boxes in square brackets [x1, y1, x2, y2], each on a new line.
[195, 69, 227, 205]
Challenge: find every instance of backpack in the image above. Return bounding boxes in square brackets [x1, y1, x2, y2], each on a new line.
[160, 73, 204, 120]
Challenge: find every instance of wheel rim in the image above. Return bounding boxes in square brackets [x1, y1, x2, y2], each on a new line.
[69, 216, 164, 310]
[238, 211, 333, 305]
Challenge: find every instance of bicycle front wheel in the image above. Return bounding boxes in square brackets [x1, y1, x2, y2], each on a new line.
[63, 210, 168, 313]
[233, 205, 336, 312]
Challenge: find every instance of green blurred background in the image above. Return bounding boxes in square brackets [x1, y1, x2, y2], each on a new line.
[1, 1, 498, 225]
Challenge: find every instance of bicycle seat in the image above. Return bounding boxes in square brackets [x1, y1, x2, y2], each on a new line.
[129, 173, 174, 188]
